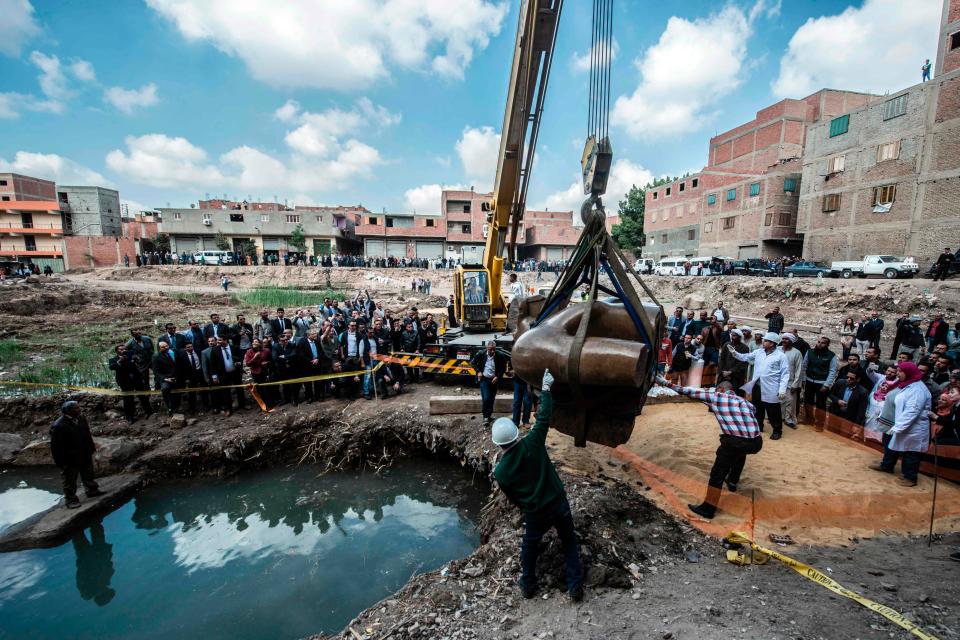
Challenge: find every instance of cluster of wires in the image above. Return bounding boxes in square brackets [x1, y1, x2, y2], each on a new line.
[587, 0, 614, 142]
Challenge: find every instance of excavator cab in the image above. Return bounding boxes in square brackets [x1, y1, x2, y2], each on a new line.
[454, 267, 496, 331]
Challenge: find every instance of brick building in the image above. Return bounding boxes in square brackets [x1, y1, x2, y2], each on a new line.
[57, 185, 122, 236]
[0, 173, 56, 202]
[644, 89, 876, 261]
[797, 0, 960, 264]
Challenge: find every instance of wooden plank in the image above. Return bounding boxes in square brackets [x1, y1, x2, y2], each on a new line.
[428, 395, 515, 415]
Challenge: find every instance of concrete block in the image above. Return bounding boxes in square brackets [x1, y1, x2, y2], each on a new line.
[429, 395, 515, 415]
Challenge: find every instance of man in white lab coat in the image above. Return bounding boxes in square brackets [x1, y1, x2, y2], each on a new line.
[725, 332, 790, 440]
[778, 333, 805, 429]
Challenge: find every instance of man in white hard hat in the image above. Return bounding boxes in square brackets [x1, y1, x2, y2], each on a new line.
[725, 332, 790, 440]
[492, 369, 583, 602]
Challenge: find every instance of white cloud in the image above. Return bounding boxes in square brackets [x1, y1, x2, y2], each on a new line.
[104, 83, 160, 114]
[0, 151, 110, 185]
[145, 0, 508, 90]
[69, 58, 96, 82]
[275, 98, 398, 158]
[0, 0, 41, 57]
[403, 183, 466, 213]
[612, 5, 754, 139]
[121, 199, 151, 215]
[0, 92, 64, 118]
[571, 39, 619, 73]
[29, 51, 70, 101]
[455, 125, 500, 191]
[537, 159, 654, 218]
[771, 0, 940, 98]
[105, 133, 383, 194]
[274, 99, 301, 123]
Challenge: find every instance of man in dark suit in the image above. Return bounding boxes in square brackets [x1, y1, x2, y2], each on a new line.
[828, 371, 868, 426]
[270, 308, 293, 337]
[272, 334, 300, 405]
[202, 313, 232, 342]
[152, 340, 182, 415]
[124, 329, 153, 389]
[157, 323, 186, 352]
[184, 320, 206, 353]
[471, 340, 508, 427]
[203, 336, 246, 415]
[50, 401, 104, 508]
[295, 330, 327, 401]
[108, 344, 151, 422]
[179, 342, 207, 413]
[200, 336, 225, 413]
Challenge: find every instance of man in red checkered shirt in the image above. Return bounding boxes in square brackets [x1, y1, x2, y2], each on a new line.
[655, 375, 763, 519]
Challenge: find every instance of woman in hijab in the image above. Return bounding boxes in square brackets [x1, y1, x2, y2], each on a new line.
[863, 365, 900, 442]
[869, 361, 932, 486]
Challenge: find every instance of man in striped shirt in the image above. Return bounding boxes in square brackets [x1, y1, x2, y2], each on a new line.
[656, 375, 763, 519]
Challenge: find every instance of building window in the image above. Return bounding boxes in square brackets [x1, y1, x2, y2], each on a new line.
[315, 215, 323, 222]
[873, 185, 896, 205]
[1, 196, 9, 202]
[827, 155, 845, 174]
[285, 214, 300, 223]
[784, 178, 797, 192]
[778, 213, 792, 226]
[648, 236, 655, 246]
[652, 191, 659, 200]
[0, 180, 6, 186]
[704, 221, 713, 233]
[883, 95, 907, 120]
[665, 186, 672, 197]
[260, 214, 270, 222]
[877, 140, 900, 162]
[726, 188, 736, 201]
[230, 213, 244, 222]
[461, 223, 471, 234]
[173, 212, 182, 220]
[426, 219, 435, 227]
[660, 234, 668, 244]
[749, 182, 760, 197]
[706, 193, 717, 205]
[462, 204, 470, 213]
[829, 114, 850, 137]
[687, 229, 695, 241]
[679, 182, 685, 192]
[764, 213, 773, 226]
[368, 216, 378, 225]
[202, 213, 212, 222]
[822, 194, 841, 212]
[722, 217, 735, 230]
[692, 178, 699, 188]
[951, 31, 960, 50]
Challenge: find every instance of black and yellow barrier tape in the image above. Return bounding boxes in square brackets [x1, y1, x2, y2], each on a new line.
[724, 531, 940, 640]
[375, 352, 476, 376]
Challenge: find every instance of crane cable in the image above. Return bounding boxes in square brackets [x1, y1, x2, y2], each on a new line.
[587, 0, 613, 143]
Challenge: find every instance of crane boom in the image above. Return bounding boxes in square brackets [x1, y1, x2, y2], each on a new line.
[454, 0, 562, 332]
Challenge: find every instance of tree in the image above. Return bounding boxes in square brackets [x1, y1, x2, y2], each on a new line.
[612, 184, 646, 252]
[236, 239, 257, 258]
[214, 232, 231, 251]
[289, 224, 307, 253]
[154, 233, 171, 253]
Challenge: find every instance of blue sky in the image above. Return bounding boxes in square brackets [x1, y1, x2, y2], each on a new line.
[0, 0, 943, 215]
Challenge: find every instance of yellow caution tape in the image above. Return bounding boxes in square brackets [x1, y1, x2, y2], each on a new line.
[0, 362, 384, 397]
[724, 532, 940, 640]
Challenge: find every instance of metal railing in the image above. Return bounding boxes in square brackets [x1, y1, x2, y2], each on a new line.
[0, 222, 63, 230]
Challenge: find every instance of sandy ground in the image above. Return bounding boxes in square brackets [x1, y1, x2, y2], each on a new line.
[589, 401, 960, 545]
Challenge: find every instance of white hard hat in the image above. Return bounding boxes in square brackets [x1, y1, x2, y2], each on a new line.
[491, 417, 519, 446]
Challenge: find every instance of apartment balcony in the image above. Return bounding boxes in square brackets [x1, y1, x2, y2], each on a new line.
[0, 222, 64, 235]
[0, 244, 63, 257]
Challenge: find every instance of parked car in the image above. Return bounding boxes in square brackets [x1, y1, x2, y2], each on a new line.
[746, 258, 776, 277]
[729, 260, 751, 275]
[830, 255, 919, 279]
[654, 258, 686, 276]
[784, 260, 831, 278]
[633, 258, 654, 274]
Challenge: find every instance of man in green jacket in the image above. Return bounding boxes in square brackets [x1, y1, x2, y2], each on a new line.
[492, 369, 583, 602]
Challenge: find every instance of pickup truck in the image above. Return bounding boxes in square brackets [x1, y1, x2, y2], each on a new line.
[830, 255, 919, 279]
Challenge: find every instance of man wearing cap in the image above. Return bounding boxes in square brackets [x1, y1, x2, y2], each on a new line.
[492, 369, 583, 602]
[725, 332, 790, 439]
[655, 377, 762, 519]
[50, 401, 104, 509]
[779, 333, 804, 429]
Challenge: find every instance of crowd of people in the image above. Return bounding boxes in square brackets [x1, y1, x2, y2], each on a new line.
[658, 301, 959, 506]
[108, 291, 452, 422]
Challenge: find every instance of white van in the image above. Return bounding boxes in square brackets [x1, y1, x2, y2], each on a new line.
[633, 258, 654, 274]
[193, 250, 233, 265]
[654, 258, 686, 276]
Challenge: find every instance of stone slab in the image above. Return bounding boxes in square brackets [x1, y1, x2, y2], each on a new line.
[428, 395, 515, 415]
[0, 473, 143, 552]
